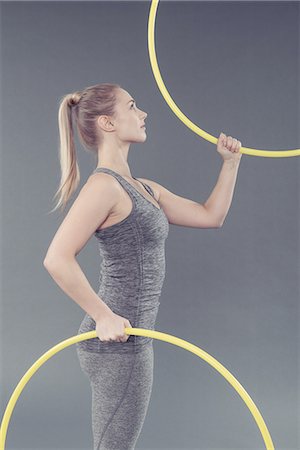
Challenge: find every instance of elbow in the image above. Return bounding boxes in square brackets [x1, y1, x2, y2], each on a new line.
[43, 255, 59, 273]
[211, 223, 222, 229]
[205, 207, 224, 228]
[213, 219, 224, 228]
[43, 253, 75, 273]
[215, 215, 225, 228]
[208, 217, 223, 228]
[43, 258, 62, 280]
[43, 257, 53, 272]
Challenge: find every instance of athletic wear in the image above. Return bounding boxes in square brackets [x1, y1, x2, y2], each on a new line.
[75, 167, 169, 449]
[77, 343, 154, 450]
[76, 167, 169, 354]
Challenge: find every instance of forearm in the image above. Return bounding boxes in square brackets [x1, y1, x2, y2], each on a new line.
[204, 159, 241, 226]
[44, 257, 112, 322]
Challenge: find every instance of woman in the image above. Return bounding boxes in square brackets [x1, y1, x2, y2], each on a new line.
[43, 82, 242, 450]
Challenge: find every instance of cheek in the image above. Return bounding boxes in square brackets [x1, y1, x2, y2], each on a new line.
[117, 117, 130, 131]
[118, 121, 136, 137]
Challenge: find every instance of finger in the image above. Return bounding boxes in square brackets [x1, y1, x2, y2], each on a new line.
[227, 136, 233, 149]
[232, 138, 238, 151]
[219, 132, 226, 143]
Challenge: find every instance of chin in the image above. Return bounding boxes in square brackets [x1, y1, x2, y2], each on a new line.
[138, 133, 147, 142]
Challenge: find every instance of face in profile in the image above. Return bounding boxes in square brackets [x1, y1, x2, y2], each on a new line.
[112, 88, 148, 143]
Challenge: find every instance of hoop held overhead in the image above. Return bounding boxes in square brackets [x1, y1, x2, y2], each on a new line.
[148, 0, 300, 158]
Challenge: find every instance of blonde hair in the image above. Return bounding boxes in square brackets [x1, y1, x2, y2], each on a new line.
[49, 82, 121, 214]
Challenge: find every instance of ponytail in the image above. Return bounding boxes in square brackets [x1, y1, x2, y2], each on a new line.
[48, 83, 120, 214]
[49, 92, 81, 213]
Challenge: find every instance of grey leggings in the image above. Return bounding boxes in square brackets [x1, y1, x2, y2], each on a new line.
[76, 343, 154, 450]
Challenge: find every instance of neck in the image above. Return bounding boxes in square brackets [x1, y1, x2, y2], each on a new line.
[96, 162, 133, 178]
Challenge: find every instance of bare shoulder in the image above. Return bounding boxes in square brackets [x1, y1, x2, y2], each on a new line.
[87, 171, 122, 194]
[79, 171, 123, 211]
[44, 172, 122, 262]
[88, 170, 119, 185]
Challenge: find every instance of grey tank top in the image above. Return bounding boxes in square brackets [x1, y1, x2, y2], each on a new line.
[76, 167, 169, 354]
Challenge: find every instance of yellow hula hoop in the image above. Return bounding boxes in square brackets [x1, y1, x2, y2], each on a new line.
[148, 0, 300, 158]
[0, 328, 274, 450]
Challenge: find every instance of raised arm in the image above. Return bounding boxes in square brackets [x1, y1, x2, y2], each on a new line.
[137, 133, 242, 229]
[137, 177, 220, 229]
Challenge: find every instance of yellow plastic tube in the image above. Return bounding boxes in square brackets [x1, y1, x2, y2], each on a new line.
[0, 328, 274, 449]
[148, 0, 300, 158]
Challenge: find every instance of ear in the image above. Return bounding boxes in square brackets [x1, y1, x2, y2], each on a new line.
[97, 115, 114, 132]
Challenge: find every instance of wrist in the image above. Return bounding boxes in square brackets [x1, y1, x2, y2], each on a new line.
[222, 158, 241, 168]
[93, 303, 114, 322]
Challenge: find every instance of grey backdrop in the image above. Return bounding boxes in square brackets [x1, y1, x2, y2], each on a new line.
[1, 1, 299, 449]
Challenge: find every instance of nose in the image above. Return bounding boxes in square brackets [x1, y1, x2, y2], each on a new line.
[138, 106, 147, 122]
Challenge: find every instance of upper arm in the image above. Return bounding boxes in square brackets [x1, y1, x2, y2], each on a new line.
[138, 178, 220, 228]
[44, 174, 121, 265]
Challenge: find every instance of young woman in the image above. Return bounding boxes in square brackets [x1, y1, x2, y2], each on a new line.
[43, 82, 242, 449]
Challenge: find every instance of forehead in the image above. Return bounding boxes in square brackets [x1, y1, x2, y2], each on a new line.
[118, 89, 133, 104]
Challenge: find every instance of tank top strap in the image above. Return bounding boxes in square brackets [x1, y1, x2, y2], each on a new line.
[92, 167, 138, 199]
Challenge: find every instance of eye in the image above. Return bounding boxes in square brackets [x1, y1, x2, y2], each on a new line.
[130, 102, 135, 109]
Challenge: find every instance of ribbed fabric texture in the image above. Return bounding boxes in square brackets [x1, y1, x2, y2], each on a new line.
[76, 167, 169, 354]
[76, 344, 154, 449]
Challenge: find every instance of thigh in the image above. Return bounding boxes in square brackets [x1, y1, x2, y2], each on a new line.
[77, 344, 154, 450]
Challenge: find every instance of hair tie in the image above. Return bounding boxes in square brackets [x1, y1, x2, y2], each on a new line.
[68, 91, 82, 107]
